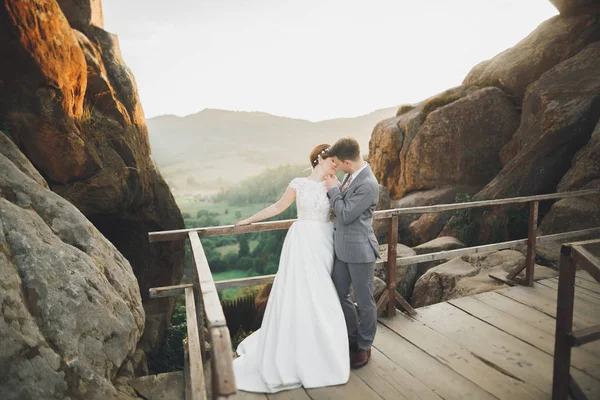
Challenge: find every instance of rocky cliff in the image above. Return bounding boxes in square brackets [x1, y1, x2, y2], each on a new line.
[0, 1, 184, 398]
[370, 1, 600, 246]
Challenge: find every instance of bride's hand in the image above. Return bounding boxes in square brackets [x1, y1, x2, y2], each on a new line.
[235, 219, 251, 227]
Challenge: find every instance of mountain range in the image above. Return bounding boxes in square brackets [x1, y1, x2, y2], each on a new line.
[147, 106, 398, 196]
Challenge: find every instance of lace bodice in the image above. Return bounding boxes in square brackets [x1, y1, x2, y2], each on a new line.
[289, 178, 331, 223]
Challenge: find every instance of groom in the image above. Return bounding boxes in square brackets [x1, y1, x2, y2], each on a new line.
[324, 137, 380, 369]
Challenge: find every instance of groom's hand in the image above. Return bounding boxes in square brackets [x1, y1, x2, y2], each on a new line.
[325, 174, 338, 190]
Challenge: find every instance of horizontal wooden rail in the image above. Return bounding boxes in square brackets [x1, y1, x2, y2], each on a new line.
[572, 243, 600, 283]
[372, 188, 599, 219]
[150, 275, 277, 298]
[570, 325, 600, 347]
[148, 189, 600, 242]
[378, 227, 600, 268]
[150, 227, 600, 300]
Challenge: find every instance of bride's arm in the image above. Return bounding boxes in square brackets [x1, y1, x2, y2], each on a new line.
[235, 187, 296, 226]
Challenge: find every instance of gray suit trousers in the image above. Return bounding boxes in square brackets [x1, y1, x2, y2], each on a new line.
[331, 257, 377, 350]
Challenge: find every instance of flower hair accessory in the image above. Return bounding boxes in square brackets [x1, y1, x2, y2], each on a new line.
[311, 148, 330, 167]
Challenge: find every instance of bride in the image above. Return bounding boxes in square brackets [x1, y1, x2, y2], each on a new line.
[232, 144, 350, 393]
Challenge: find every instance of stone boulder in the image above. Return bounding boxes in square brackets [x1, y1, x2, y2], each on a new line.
[539, 119, 600, 235]
[411, 250, 557, 308]
[391, 185, 481, 244]
[370, 85, 480, 199]
[0, 135, 143, 400]
[479, 41, 600, 200]
[404, 87, 520, 194]
[550, 0, 600, 14]
[413, 236, 466, 255]
[0, 1, 185, 354]
[463, 13, 600, 103]
[57, 0, 104, 31]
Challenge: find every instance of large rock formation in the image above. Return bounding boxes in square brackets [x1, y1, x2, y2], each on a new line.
[0, 0, 184, 357]
[539, 119, 600, 234]
[371, 5, 600, 247]
[463, 13, 600, 103]
[478, 41, 600, 199]
[0, 133, 143, 400]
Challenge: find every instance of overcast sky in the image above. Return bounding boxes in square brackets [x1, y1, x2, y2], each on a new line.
[102, 0, 558, 121]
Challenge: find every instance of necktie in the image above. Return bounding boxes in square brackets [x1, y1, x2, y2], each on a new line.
[341, 175, 353, 192]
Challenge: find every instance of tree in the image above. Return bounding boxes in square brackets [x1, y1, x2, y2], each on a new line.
[238, 235, 250, 257]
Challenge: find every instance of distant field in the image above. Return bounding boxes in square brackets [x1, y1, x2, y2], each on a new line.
[177, 199, 270, 226]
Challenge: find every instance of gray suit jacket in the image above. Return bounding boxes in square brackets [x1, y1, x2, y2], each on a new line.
[327, 164, 380, 264]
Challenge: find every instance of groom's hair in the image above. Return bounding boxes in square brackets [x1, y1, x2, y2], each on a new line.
[328, 137, 361, 161]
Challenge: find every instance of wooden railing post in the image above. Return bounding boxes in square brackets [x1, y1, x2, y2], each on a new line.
[387, 215, 398, 317]
[552, 245, 576, 400]
[525, 201, 539, 286]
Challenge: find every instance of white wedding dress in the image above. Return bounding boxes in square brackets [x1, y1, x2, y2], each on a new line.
[233, 177, 350, 393]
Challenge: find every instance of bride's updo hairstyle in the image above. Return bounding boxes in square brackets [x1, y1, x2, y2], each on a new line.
[309, 144, 331, 168]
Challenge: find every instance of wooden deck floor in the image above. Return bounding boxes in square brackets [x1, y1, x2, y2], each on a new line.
[238, 270, 600, 400]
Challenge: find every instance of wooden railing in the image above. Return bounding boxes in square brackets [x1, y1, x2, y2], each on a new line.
[552, 238, 600, 400]
[148, 188, 600, 398]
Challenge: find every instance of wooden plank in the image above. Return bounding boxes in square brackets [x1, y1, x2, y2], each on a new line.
[216, 275, 276, 290]
[189, 232, 227, 328]
[305, 371, 382, 400]
[536, 279, 600, 302]
[497, 285, 599, 330]
[476, 291, 600, 359]
[184, 339, 192, 400]
[373, 189, 600, 219]
[185, 288, 207, 400]
[569, 376, 588, 400]
[389, 227, 600, 267]
[266, 388, 311, 400]
[150, 283, 193, 298]
[352, 346, 442, 400]
[236, 391, 269, 400]
[553, 248, 577, 400]
[209, 326, 236, 397]
[507, 201, 538, 282]
[387, 215, 398, 318]
[374, 323, 496, 399]
[449, 296, 600, 381]
[412, 302, 600, 398]
[395, 291, 416, 316]
[572, 325, 600, 347]
[150, 219, 296, 242]
[578, 270, 599, 284]
[525, 201, 538, 286]
[149, 191, 600, 242]
[572, 245, 600, 283]
[529, 283, 600, 328]
[381, 312, 545, 399]
[376, 288, 389, 315]
[574, 276, 600, 295]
